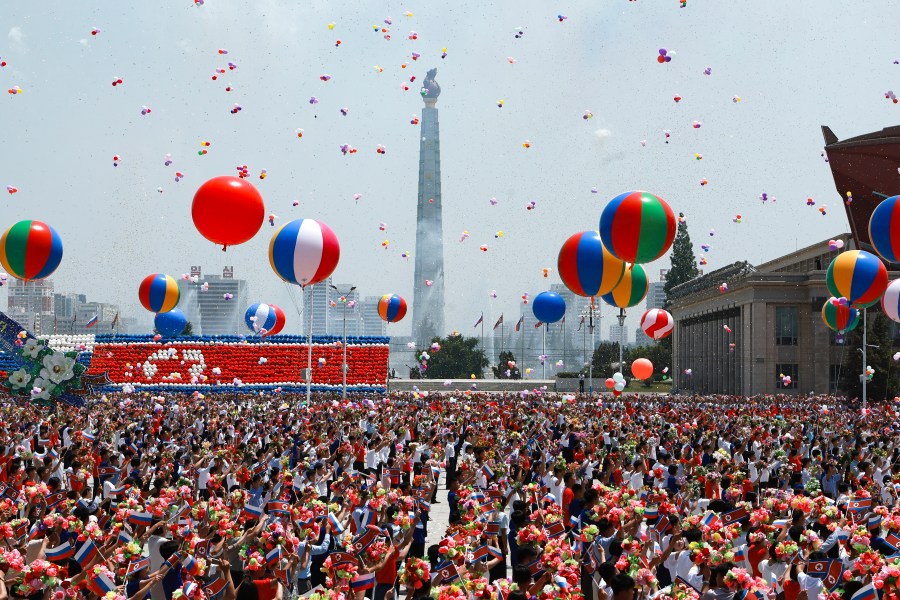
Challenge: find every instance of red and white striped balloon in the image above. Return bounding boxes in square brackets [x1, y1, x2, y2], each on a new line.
[640, 308, 674, 340]
[881, 280, 900, 323]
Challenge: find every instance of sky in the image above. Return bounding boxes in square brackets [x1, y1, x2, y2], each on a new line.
[2, 0, 899, 338]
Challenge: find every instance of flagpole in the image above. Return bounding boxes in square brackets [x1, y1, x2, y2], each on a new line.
[306, 285, 312, 404]
[500, 315, 504, 357]
[520, 308, 525, 378]
[589, 299, 595, 395]
[385, 323, 390, 395]
[480, 314, 484, 364]
[542, 323, 546, 380]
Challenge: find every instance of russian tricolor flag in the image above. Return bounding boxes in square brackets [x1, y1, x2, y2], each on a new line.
[85, 315, 99, 329]
[328, 513, 345, 534]
[851, 583, 876, 600]
[700, 512, 719, 528]
[128, 511, 153, 526]
[350, 573, 375, 591]
[182, 554, 201, 575]
[81, 431, 97, 442]
[265, 547, 282, 567]
[241, 504, 263, 521]
[481, 464, 495, 479]
[74, 540, 99, 567]
[46, 541, 75, 562]
[91, 572, 116, 595]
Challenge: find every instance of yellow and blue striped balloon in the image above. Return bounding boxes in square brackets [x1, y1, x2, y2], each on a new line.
[825, 250, 888, 308]
[601, 264, 649, 309]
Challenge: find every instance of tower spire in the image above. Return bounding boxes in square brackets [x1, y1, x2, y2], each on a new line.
[412, 68, 446, 347]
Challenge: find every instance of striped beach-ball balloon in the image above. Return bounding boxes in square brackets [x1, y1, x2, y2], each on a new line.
[599, 191, 676, 264]
[825, 250, 888, 309]
[0, 220, 63, 281]
[377, 294, 408, 323]
[869, 195, 900, 263]
[557, 231, 625, 297]
[138, 274, 180, 313]
[601, 264, 649, 309]
[881, 280, 900, 324]
[640, 308, 674, 340]
[269, 219, 340, 287]
[245, 303, 286, 335]
[822, 298, 860, 333]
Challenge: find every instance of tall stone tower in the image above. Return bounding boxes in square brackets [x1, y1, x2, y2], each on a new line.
[412, 68, 446, 347]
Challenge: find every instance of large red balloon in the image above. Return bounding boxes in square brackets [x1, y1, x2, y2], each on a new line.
[192, 176, 265, 249]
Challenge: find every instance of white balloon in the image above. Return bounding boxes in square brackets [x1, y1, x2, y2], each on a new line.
[614, 381, 625, 391]
[612, 372, 624, 382]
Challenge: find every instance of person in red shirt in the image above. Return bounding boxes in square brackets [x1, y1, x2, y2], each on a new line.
[561, 472, 575, 526]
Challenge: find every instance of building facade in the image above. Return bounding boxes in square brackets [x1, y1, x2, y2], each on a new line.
[302, 278, 331, 335]
[326, 284, 362, 338]
[668, 234, 855, 395]
[411, 68, 446, 347]
[361, 296, 387, 337]
[194, 270, 249, 335]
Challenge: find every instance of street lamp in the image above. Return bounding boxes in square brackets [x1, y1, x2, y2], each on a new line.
[330, 284, 356, 400]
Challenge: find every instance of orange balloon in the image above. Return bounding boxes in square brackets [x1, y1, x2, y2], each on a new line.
[631, 358, 654, 380]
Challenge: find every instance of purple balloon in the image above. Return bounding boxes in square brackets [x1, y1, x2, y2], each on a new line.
[665, 56, 672, 62]
[659, 48, 667, 56]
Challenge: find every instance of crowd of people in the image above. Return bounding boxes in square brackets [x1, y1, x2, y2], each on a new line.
[0, 390, 896, 600]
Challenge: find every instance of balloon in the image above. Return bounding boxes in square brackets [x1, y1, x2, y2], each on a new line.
[822, 297, 860, 333]
[602, 264, 649, 309]
[631, 358, 654, 380]
[612, 372, 624, 382]
[869, 195, 900, 263]
[557, 231, 625, 297]
[154, 308, 187, 337]
[244, 303, 286, 335]
[0, 220, 63, 281]
[138, 274, 180, 313]
[269, 219, 341, 286]
[614, 381, 625, 392]
[377, 294, 408, 322]
[825, 250, 888, 308]
[640, 308, 674, 340]
[192, 176, 265, 249]
[604, 378, 615, 389]
[599, 191, 676, 264]
[532, 291, 567, 324]
[881, 280, 900, 323]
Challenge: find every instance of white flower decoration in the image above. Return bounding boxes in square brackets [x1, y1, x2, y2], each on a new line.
[40, 353, 76, 385]
[21, 338, 44, 359]
[8, 369, 31, 390]
[32, 377, 55, 400]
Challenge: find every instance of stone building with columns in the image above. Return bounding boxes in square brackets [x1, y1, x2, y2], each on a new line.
[668, 233, 859, 395]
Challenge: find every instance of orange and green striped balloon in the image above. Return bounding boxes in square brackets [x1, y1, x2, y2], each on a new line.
[601, 263, 649, 309]
[0, 220, 64, 281]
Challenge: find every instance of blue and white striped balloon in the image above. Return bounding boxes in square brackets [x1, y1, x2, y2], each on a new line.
[244, 303, 285, 335]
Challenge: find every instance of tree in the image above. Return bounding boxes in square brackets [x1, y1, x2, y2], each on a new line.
[591, 342, 621, 377]
[419, 334, 488, 379]
[492, 351, 521, 379]
[661, 214, 701, 357]
[663, 214, 702, 307]
[624, 343, 672, 383]
[838, 310, 899, 401]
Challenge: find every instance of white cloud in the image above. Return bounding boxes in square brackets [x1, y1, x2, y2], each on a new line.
[8, 27, 26, 53]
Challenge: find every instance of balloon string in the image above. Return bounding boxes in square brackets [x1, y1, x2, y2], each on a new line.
[221, 245, 227, 252]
